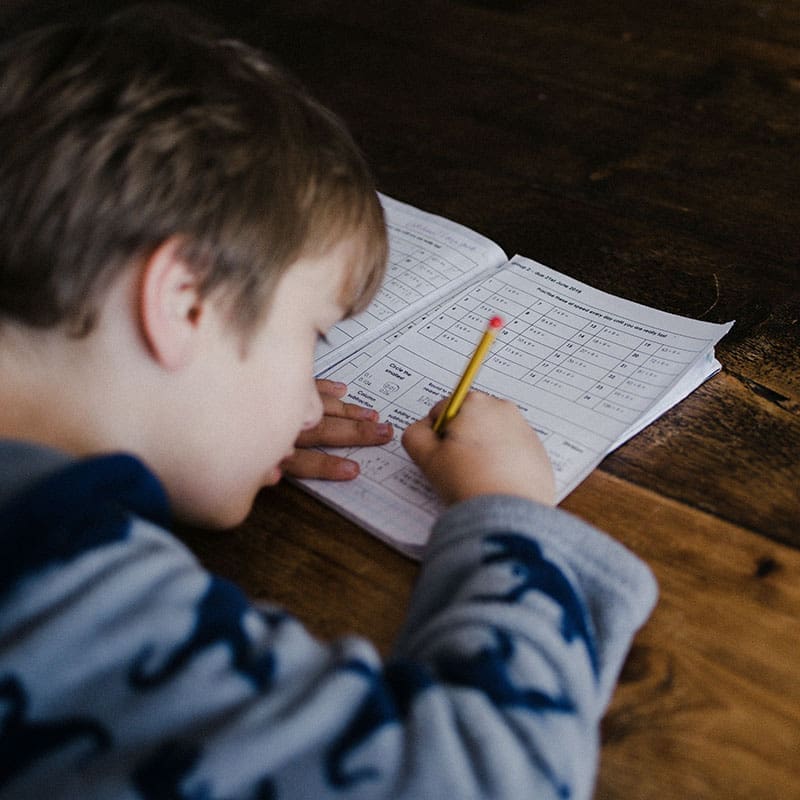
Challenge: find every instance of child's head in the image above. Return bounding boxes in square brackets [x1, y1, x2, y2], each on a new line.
[0, 6, 386, 340]
[0, 7, 387, 527]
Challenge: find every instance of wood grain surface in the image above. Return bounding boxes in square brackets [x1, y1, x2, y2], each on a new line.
[4, 1, 798, 797]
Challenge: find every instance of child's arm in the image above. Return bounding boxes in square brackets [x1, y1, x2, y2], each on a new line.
[281, 379, 393, 480]
[2, 408, 655, 798]
[204, 394, 656, 796]
[403, 392, 656, 736]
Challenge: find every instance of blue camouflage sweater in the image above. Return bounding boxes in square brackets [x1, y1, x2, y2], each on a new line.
[0, 439, 656, 799]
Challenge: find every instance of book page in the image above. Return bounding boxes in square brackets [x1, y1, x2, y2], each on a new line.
[314, 195, 507, 373]
[301, 256, 733, 557]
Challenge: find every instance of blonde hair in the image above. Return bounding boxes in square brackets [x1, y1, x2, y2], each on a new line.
[0, 7, 387, 339]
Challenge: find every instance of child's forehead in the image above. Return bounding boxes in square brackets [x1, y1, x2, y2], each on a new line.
[331, 227, 387, 317]
[277, 226, 384, 318]
[281, 237, 360, 304]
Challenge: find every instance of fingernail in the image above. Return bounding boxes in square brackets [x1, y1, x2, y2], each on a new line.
[376, 423, 393, 437]
[358, 407, 379, 421]
[340, 460, 359, 478]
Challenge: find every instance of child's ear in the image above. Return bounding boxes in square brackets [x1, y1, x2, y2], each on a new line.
[138, 239, 206, 370]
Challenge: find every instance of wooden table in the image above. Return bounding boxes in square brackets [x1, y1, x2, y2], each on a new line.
[7, 1, 799, 797]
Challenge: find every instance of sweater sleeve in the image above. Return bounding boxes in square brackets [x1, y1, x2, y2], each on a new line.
[400, 495, 658, 711]
[1, 468, 656, 800]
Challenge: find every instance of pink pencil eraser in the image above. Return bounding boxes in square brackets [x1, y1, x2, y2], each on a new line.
[489, 315, 504, 329]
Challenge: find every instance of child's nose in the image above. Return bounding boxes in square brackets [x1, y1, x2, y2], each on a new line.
[301, 381, 324, 431]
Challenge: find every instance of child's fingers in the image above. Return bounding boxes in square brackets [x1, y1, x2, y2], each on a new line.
[416, 393, 482, 438]
[425, 393, 486, 426]
[427, 398, 448, 423]
[319, 392, 380, 422]
[316, 379, 379, 422]
[315, 379, 348, 398]
[402, 394, 476, 463]
[280, 449, 360, 481]
[295, 416, 393, 449]
[401, 415, 439, 464]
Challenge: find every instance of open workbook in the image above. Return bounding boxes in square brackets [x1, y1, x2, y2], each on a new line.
[299, 195, 734, 557]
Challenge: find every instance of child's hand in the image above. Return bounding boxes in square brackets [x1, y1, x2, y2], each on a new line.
[402, 392, 555, 506]
[281, 380, 393, 480]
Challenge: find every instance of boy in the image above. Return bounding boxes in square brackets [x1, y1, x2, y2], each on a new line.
[0, 9, 657, 800]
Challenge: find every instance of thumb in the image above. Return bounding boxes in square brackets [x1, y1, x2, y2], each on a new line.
[401, 414, 438, 464]
[428, 398, 448, 423]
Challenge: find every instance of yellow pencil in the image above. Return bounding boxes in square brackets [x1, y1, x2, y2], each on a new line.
[433, 315, 504, 435]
